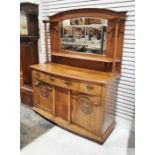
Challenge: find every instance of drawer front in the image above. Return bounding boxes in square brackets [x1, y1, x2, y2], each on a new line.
[79, 82, 102, 96]
[59, 78, 79, 90]
[46, 76, 58, 85]
[33, 70, 79, 91]
[33, 70, 47, 82]
[47, 76, 79, 91]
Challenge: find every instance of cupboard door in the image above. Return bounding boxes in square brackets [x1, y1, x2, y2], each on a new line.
[33, 80, 53, 113]
[71, 93, 102, 135]
[55, 87, 68, 121]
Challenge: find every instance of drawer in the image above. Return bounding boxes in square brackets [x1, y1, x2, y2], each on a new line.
[33, 70, 79, 91]
[33, 70, 47, 82]
[47, 75, 79, 91]
[79, 82, 102, 96]
[60, 78, 79, 90]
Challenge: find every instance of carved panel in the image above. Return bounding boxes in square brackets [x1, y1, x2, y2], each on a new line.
[39, 84, 49, 98]
[78, 95, 94, 115]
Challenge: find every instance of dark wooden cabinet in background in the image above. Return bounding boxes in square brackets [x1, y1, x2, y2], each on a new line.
[20, 3, 39, 107]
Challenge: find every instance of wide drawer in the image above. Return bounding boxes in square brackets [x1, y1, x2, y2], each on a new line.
[47, 75, 79, 91]
[79, 81, 102, 96]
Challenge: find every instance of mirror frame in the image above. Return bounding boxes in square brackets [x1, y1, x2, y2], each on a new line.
[43, 8, 126, 72]
[49, 8, 125, 59]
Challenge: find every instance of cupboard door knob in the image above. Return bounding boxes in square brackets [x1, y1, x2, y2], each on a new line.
[86, 85, 94, 91]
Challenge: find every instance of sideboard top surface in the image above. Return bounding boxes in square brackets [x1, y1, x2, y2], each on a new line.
[30, 63, 119, 84]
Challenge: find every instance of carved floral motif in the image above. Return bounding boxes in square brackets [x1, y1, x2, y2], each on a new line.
[39, 85, 49, 98]
[78, 95, 94, 115]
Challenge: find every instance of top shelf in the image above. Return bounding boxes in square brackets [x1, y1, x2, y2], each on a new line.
[52, 52, 120, 63]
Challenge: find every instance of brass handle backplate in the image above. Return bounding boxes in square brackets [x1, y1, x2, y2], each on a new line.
[65, 81, 72, 86]
[35, 73, 41, 78]
[48, 77, 55, 82]
[86, 85, 94, 91]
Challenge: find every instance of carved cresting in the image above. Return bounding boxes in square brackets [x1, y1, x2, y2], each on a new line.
[39, 84, 49, 98]
[78, 95, 94, 115]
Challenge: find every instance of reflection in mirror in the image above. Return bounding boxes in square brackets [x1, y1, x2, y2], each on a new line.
[60, 17, 107, 55]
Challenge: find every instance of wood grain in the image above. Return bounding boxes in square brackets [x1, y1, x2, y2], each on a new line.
[31, 8, 126, 143]
[30, 63, 119, 84]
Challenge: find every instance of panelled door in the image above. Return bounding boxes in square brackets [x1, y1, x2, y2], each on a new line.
[71, 92, 102, 135]
[33, 79, 53, 113]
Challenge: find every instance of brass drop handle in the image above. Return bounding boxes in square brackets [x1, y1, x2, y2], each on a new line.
[86, 85, 94, 91]
[49, 77, 55, 82]
[65, 81, 72, 86]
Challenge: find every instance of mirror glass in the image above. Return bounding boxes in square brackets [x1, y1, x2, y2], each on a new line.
[60, 17, 108, 55]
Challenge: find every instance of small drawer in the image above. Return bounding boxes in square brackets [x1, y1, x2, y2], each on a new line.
[79, 82, 102, 96]
[33, 70, 47, 82]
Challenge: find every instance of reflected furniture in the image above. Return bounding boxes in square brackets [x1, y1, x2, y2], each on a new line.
[20, 3, 39, 107]
[30, 8, 126, 143]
